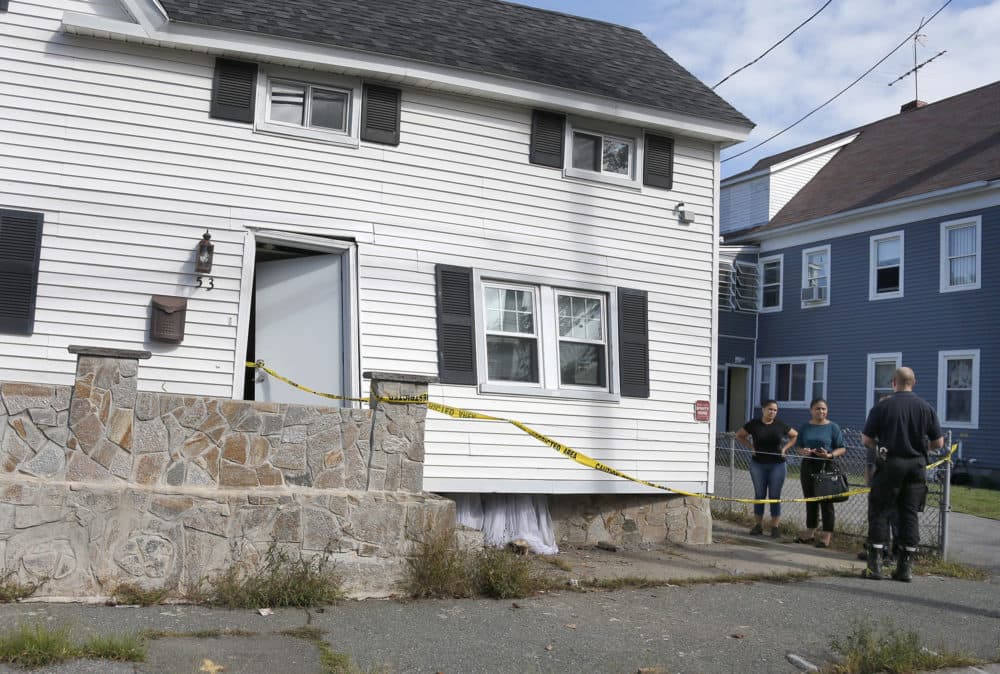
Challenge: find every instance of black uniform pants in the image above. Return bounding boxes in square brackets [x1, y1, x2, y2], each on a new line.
[868, 455, 928, 549]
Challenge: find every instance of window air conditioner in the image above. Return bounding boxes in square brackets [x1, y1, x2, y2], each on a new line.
[801, 286, 827, 302]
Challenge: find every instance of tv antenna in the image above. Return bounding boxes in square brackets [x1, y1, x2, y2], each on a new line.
[888, 19, 946, 100]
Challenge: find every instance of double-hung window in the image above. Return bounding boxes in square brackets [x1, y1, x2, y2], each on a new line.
[757, 356, 827, 407]
[869, 231, 903, 299]
[759, 254, 783, 312]
[800, 245, 830, 307]
[866, 352, 901, 412]
[480, 279, 613, 398]
[937, 350, 980, 428]
[940, 217, 981, 292]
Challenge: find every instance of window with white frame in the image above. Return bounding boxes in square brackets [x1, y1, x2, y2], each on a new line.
[757, 356, 827, 407]
[255, 68, 361, 145]
[870, 232, 903, 299]
[760, 254, 783, 311]
[564, 119, 641, 186]
[480, 280, 611, 396]
[866, 352, 901, 412]
[940, 217, 981, 292]
[801, 245, 830, 306]
[937, 349, 980, 428]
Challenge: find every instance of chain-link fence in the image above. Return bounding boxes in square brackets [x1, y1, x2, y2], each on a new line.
[713, 429, 952, 553]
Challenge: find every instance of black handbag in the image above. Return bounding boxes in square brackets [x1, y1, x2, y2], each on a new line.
[813, 462, 850, 503]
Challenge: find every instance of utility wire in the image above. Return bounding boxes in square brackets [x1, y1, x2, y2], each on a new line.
[713, 0, 833, 90]
[722, 0, 954, 163]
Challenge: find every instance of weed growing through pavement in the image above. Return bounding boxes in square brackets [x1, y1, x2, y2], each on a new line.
[539, 555, 573, 572]
[111, 582, 169, 606]
[279, 626, 387, 674]
[0, 623, 146, 668]
[205, 544, 344, 608]
[913, 555, 990, 580]
[825, 619, 981, 673]
[403, 528, 476, 598]
[475, 547, 543, 599]
[580, 570, 816, 591]
[0, 570, 43, 603]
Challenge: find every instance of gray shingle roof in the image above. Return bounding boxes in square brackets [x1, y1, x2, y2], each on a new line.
[156, 0, 751, 129]
[735, 81, 1000, 235]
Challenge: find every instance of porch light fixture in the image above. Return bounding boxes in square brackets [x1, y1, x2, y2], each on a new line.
[195, 230, 214, 274]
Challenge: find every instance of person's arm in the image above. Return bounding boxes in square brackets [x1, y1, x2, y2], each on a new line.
[929, 436, 945, 451]
[830, 424, 846, 458]
[862, 434, 877, 449]
[781, 427, 798, 457]
[795, 427, 811, 456]
[735, 427, 754, 452]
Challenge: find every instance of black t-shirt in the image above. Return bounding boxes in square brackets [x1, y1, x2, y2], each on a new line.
[863, 391, 942, 459]
[741, 418, 793, 463]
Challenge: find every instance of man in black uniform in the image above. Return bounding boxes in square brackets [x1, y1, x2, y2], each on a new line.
[862, 367, 943, 581]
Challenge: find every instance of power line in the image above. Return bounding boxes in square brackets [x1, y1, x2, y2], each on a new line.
[713, 0, 833, 90]
[722, 0, 954, 164]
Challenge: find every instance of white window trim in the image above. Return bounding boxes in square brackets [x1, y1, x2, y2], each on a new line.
[869, 231, 904, 300]
[937, 349, 980, 429]
[759, 253, 783, 313]
[800, 244, 831, 308]
[866, 352, 902, 412]
[756, 355, 828, 409]
[939, 216, 982, 292]
[254, 66, 362, 148]
[563, 117, 643, 189]
[473, 270, 621, 401]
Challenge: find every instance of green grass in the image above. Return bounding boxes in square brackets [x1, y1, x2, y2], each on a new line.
[580, 570, 816, 591]
[0, 623, 146, 668]
[825, 620, 981, 673]
[914, 555, 991, 580]
[111, 582, 169, 606]
[279, 625, 385, 674]
[204, 545, 344, 609]
[945, 485, 1000, 520]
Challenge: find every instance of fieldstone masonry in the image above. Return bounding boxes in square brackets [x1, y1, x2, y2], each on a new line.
[0, 347, 452, 598]
[549, 494, 712, 546]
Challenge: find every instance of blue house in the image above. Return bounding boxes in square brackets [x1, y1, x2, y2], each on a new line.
[718, 82, 1000, 476]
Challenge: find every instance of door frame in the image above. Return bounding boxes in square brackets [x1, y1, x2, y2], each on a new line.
[725, 364, 751, 432]
[232, 228, 360, 402]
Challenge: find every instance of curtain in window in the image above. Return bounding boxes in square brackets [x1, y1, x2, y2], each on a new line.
[946, 358, 973, 421]
[948, 226, 977, 286]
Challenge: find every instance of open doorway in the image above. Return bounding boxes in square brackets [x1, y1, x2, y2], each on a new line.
[241, 232, 357, 405]
[725, 365, 750, 431]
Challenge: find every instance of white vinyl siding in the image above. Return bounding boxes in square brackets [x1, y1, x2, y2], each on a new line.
[0, 0, 724, 495]
[939, 217, 981, 292]
[937, 349, 980, 429]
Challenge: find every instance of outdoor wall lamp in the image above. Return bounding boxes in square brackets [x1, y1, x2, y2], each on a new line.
[675, 202, 694, 225]
[194, 230, 214, 274]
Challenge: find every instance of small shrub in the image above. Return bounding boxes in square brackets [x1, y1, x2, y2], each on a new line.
[403, 528, 476, 598]
[112, 583, 169, 606]
[0, 570, 42, 603]
[827, 620, 981, 673]
[475, 547, 540, 599]
[207, 545, 344, 609]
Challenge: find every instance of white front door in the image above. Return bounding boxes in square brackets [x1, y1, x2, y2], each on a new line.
[253, 251, 344, 405]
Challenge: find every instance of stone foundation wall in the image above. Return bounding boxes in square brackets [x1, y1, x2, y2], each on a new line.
[0, 347, 452, 598]
[548, 494, 712, 546]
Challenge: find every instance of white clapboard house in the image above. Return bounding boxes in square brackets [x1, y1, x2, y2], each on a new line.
[0, 0, 752, 500]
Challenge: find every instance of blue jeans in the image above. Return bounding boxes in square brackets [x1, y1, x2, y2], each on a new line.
[749, 459, 787, 518]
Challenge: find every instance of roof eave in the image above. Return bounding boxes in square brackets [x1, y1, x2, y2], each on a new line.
[61, 8, 752, 144]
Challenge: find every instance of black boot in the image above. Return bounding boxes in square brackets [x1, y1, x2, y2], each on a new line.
[892, 549, 914, 582]
[863, 545, 884, 580]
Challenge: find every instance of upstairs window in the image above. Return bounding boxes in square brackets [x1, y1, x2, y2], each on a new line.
[267, 80, 350, 132]
[759, 254, 783, 312]
[940, 217, 981, 292]
[870, 231, 903, 300]
[571, 131, 634, 178]
[801, 245, 830, 307]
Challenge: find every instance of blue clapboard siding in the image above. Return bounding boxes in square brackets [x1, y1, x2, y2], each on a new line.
[756, 204, 999, 468]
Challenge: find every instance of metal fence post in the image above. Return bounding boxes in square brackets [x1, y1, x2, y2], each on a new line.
[939, 430, 952, 559]
[728, 435, 736, 515]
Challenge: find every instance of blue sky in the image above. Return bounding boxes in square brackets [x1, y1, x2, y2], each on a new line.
[515, 0, 1000, 177]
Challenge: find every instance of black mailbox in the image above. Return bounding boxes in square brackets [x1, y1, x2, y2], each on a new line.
[150, 295, 188, 343]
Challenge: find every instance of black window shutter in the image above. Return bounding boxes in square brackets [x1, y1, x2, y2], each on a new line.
[0, 210, 44, 336]
[210, 58, 258, 123]
[361, 84, 401, 145]
[435, 264, 477, 385]
[0, 0, 9, 12]
[618, 288, 649, 398]
[643, 133, 675, 189]
[530, 110, 565, 168]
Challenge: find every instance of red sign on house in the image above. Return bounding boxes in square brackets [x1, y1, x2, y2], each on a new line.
[694, 400, 711, 422]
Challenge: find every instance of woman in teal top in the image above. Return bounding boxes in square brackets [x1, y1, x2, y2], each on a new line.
[795, 398, 847, 547]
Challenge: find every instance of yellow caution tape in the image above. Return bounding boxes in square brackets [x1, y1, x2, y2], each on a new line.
[246, 361, 955, 505]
